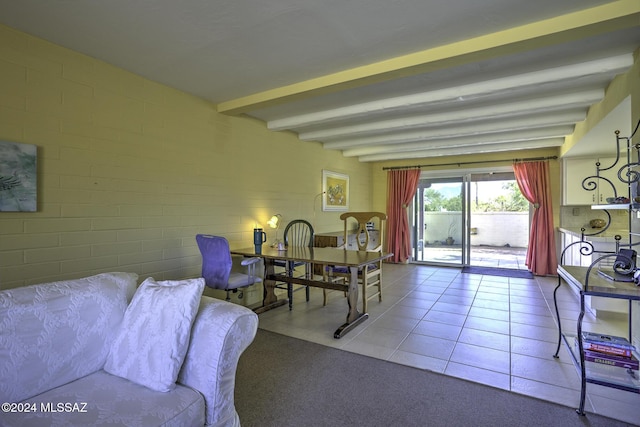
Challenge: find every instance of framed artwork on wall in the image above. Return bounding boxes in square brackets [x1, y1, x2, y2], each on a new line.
[0, 140, 37, 212]
[322, 170, 349, 211]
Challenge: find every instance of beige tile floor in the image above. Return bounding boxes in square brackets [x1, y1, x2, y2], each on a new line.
[256, 263, 640, 425]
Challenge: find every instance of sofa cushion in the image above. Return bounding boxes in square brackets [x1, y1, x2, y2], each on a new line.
[104, 277, 204, 392]
[0, 272, 138, 404]
[2, 370, 205, 427]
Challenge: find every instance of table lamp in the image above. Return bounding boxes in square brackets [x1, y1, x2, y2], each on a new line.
[267, 214, 282, 247]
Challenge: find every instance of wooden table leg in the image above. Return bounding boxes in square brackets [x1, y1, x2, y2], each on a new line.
[253, 258, 287, 314]
[334, 265, 368, 338]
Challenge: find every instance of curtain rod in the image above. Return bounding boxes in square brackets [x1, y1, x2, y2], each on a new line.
[382, 155, 558, 171]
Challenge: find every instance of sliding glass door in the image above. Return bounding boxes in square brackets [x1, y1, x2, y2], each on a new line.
[468, 172, 529, 270]
[411, 168, 529, 269]
[413, 176, 468, 266]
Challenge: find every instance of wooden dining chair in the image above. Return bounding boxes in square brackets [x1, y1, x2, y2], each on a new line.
[323, 212, 386, 312]
[274, 219, 314, 309]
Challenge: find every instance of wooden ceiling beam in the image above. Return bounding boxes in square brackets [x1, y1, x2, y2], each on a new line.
[216, 0, 640, 115]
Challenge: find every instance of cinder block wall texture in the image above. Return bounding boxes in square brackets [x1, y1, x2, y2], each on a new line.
[0, 24, 373, 290]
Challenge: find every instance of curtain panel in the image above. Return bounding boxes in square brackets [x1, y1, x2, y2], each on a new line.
[386, 169, 421, 263]
[513, 161, 558, 275]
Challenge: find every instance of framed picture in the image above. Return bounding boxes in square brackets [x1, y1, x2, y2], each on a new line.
[0, 140, 37, 212]
[322, 170, 349, 211]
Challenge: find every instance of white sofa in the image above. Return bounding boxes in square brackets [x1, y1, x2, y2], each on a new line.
[0, 272, 258, 427]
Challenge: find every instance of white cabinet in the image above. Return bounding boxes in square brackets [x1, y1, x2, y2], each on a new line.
[315, 230, 380, 251]
[559, 230, 628, 314]
[346, 230, 380, 250]
[599, 156, 630, 203]
[561, 232, 616, 268]
[563, 157, 627, 205]
[563, 158, 596, 205]
[590, 239, 618, 268]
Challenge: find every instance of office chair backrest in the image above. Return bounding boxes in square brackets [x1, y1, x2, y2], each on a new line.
[283, 219, 314, 248]
[196, 234, 232, 289]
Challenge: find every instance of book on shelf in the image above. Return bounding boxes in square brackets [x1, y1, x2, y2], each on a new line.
[582, 332, 636, 348]
[581, 332, 636, 356]
[584, 342, 634, 358]
[584, 349, 639, 370]
[574, 338, 639, 370]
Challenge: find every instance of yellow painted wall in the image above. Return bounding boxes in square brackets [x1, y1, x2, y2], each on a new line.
[0, 24, 373, 290]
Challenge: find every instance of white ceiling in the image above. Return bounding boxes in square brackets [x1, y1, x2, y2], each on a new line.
[0, 0, 638, 161]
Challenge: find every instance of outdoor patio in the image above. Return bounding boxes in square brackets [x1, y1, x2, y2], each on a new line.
[420, 245, 528, 270]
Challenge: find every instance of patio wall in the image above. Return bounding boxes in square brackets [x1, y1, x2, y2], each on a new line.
[423, 212, 528, 248]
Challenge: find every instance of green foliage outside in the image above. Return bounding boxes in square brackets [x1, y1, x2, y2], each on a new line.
[424, 182, 528, 212]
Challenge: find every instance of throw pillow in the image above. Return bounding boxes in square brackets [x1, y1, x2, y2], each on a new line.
[104, 277, 205, 392]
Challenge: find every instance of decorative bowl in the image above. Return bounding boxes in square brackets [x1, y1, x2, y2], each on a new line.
[589, 219, 606, 228]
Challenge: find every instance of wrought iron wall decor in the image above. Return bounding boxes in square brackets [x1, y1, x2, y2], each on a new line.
[580, 120, 640, 241]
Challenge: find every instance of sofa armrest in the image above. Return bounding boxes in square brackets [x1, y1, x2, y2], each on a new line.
[177, 296, 258, 427]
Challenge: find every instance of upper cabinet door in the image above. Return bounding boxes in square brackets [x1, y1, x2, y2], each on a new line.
[563, 158, 599, 205]
[562, 157, 627, 205]
[597, 156, 629, 204]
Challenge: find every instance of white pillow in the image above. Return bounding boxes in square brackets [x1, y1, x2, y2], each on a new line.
[104, 277, 204, 392]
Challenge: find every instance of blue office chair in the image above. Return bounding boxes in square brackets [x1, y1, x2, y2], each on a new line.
[196, 234, 262, 301]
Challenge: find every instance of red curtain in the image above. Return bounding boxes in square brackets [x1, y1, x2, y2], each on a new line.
[513, 161, 558, 275]
[386, 169, 421, 263]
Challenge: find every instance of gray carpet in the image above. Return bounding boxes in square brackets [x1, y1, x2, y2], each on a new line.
[235, 329, 634, 427]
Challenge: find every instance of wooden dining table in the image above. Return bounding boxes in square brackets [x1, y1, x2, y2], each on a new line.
[230, 245, 393, 338]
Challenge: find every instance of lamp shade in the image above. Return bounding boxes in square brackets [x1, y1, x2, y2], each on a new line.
[267, 214, 281, 229]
